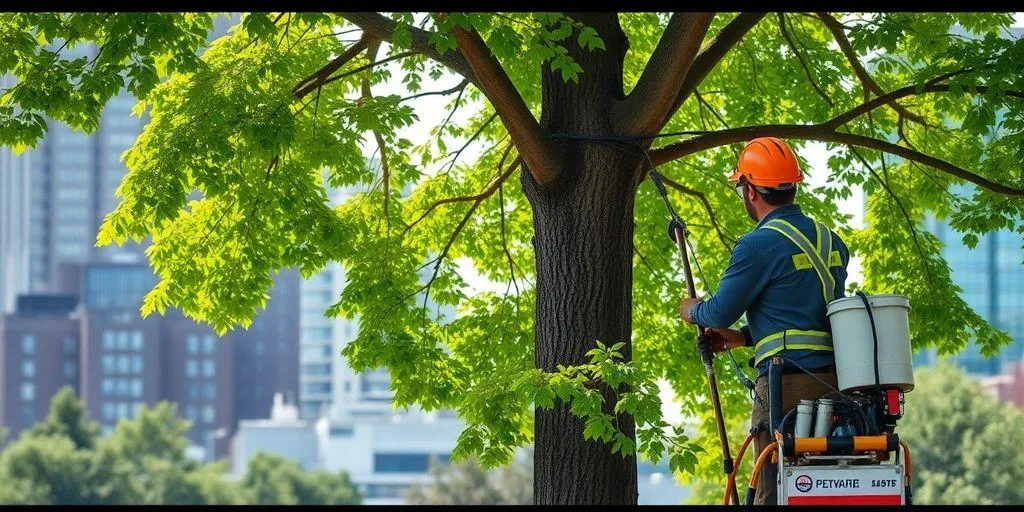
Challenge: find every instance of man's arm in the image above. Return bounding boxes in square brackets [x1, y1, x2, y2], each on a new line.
[688, 236, 773, 328]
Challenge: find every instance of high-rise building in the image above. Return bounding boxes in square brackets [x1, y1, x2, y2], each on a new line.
[0, 295, 81, 441]
[0, 136, 30, 314]
[913, 217, 1024, 376]
[234, 268, 301, 421]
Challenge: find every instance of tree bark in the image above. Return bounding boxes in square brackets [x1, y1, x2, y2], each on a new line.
[523, 13, 643, 505]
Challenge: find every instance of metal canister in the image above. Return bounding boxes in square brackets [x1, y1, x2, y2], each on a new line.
[795, 399, 815, 438]
[813, 398, 834, 438]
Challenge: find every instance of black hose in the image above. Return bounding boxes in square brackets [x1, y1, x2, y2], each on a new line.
[856, 291, 884, 432]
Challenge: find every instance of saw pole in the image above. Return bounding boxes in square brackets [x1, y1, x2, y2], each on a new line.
[670, 220, 739, 505]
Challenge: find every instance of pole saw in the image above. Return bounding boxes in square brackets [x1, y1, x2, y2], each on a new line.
[648, 169, 738, 505]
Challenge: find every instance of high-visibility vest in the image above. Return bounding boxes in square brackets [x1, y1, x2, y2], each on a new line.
[752, 218, 839, 366]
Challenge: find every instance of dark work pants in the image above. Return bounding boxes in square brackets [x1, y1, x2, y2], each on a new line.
[750, 370, 838, 505]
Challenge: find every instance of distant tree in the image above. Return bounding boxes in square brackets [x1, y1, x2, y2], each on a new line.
[241, 452, 361, 505]
[0, 435, 135, 504]
[405, 449, 533, 505]
[24, 387, 100, 450]
[899, 363, 1024, 505]
[0, 393, 355, 505]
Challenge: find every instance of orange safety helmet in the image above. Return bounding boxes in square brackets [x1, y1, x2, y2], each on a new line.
[728, 137, 803, 189]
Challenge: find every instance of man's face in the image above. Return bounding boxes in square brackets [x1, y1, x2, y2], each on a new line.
[736, 182, 757, 221]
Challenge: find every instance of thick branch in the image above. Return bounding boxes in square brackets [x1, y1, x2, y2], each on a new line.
[305, 50, 418, 96]
[673, 13, 767, 115]
[293, 36, 370, 98]
[816, 12, 928, 126]
[441, 13, 562, 187]
[337, 12, 477, 82]
[650, 124, 1024, 196]
[617, 13, 713, 135]
[361, 41, 391, 225]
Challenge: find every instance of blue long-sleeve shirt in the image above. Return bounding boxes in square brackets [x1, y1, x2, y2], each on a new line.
[689, 204, 850, 378]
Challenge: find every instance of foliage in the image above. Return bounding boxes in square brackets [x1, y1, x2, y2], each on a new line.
[2, 12, 1023, 492]
[405, 448, 533, 505]
[0, 387, 359, 505]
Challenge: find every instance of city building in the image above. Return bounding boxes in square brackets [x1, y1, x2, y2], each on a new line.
[0, 295, 81, 441]
[234, 268, 301, 422]
[912, 217, 1024, 376]
[0, 122, 31, 313]
[230, 393, 321, 475]
[981, 362, 1024, 409]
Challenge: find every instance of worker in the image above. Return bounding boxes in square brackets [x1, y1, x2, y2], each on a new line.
[678, 137, 850, 505]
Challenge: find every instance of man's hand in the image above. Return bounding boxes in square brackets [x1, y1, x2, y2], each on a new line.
[701, 328, 746, 354]
[679, 297, 702, 323]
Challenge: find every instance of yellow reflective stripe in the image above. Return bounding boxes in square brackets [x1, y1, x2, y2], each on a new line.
[755, 329, 831, 348]
[814, 221, 835, 302]
[755, 344, 835, 365]
[792, 251, 842, 270]
[763, 222, 833, 303]
[754, 329, 834, 365]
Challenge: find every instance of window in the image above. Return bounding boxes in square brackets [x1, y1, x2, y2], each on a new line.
[202, 359, 215, 378]
[302, 363, 331, 376]
[187, 383, 199, 401]
[103, 331, 116, 350]
[202, 405, 215, 424]
[202, 383, 216, 401]
[116, 379, 128, 396]
[117, 355, 130, 373]
[103, 402, 115, 421]
[21, 404, 36, 428]
[186, 359, 198, 378]
[132, 402, 142, 418]
[130, 379, 143, 398]
[374, 453, 449, 473]
[21, 382, 35, 401]
[64, 361, 77, 380]
[131, 331, 143, 351]
[203, 335, 216, 354]
[102, 379, 115, 395]
[365, 484, 409, 499]
[187, 335, 199, 355]
[63, 336, 77, 355]
[131, 355, 143, 374]
[330, 427, 354, 437]
[21, 335, 36, 354]
[103, 355, 116, 374]
[116, 402, 129, 419]
[22, 360, 36, 378]
[302, 382, 332, 395]
[185, 405, 197, 421]
[117, 331, 130, 351]
[303, 327, 332, 342]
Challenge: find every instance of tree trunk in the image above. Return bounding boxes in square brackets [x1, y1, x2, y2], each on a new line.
[523, 13, 642, 505]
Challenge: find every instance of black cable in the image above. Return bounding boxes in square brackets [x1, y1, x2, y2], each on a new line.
[551, 130, 711, 144]
[646, 152, 759, 400]
[856, 291, 885, 433]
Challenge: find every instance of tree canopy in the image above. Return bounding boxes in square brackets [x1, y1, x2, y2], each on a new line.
[2, 12, 1023, 499]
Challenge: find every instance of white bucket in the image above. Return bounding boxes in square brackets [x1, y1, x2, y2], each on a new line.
[826, 294, 915, 392]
